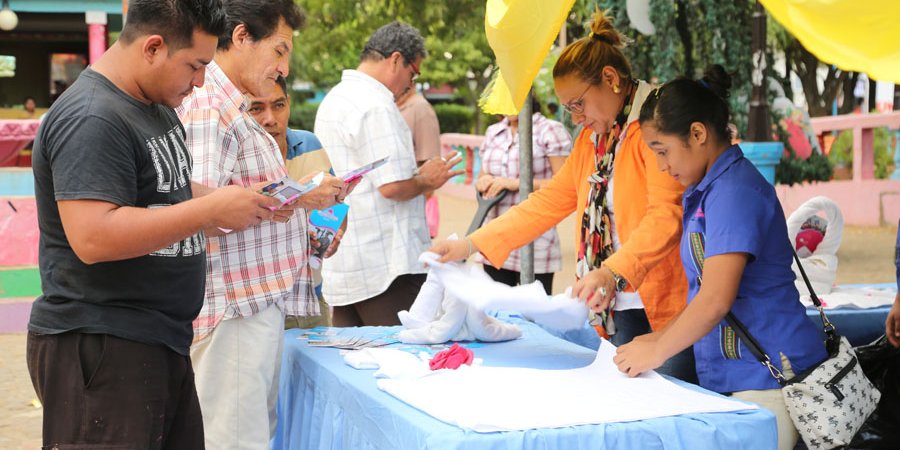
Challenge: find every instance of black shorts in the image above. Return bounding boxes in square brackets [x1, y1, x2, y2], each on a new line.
[26, 331, 204, 450]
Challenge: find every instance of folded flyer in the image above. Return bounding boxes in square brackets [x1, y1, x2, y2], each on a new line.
[308, 203, 349, 267]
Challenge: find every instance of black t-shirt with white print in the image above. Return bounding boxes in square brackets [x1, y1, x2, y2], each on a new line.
[29, 68, 206, 355]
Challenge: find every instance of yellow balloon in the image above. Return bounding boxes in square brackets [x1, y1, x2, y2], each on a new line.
[481, 0, 576, 115]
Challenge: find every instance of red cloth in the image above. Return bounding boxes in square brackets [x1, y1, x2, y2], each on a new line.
[795, 228, 824, 254]
[429, 343, 474, 370]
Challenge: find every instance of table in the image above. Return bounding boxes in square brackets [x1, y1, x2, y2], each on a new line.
[551, 283, 895, 351]
[0, 119, 40, 165]
[272, 318, 776, 450]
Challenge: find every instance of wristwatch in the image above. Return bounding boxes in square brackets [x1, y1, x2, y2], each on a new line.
[607, 266, 628, 292]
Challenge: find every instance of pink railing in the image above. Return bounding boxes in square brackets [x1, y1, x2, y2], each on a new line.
[810, 111, 900, 182]
[437, 133, 484, 198]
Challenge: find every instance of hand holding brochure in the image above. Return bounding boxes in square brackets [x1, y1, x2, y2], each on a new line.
[260, 172, 324, 210]
[342, 156, 389, 183]
[309, 203, 349, 256]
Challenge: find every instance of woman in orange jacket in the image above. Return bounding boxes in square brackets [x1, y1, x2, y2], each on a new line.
[431, 10, 695, 382]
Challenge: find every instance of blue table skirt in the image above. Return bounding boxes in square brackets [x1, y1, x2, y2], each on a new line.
[272, 318, 776, 450]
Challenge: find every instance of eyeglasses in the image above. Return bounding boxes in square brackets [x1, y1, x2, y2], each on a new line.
[408, 60, 420, 81]
[563, 83, 593, 115]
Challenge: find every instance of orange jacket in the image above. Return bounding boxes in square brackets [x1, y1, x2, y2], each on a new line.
[470, 122, 688, 331]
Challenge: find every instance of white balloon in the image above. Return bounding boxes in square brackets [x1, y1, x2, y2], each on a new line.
[626, 0, 655, 36]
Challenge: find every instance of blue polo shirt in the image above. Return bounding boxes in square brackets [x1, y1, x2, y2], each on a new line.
[681, 144, 827, 393]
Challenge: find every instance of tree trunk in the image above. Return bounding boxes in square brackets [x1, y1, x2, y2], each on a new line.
[675, 0, 694, 77]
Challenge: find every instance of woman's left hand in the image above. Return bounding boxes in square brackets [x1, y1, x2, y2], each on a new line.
[613, 339, 664, 377]
[572, 266, 617, 313]
[484, 177, 518, 199]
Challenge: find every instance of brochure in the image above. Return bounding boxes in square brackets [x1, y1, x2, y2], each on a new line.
[342, 156, 389, 183]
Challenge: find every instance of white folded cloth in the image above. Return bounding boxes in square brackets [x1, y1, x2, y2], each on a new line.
[418, 252, 588, 332]
[341, 348, 431, 379]
[787, 196, 843, 295]
[396, 246, 522, 345]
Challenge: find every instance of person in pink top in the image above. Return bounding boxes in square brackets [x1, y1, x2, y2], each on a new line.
[476, 97, 572, 294]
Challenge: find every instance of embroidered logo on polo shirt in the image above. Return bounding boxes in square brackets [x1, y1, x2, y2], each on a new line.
[719, 324, 742, 360]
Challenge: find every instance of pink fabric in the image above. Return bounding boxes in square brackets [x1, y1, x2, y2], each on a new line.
[425, 195, 439, 238]
[0, 120, 40, 165]
[795, 228, 824, 254]
[429, 343, 474, 370]
[785, 118, 813, 159]
[0, 198, 38, 266]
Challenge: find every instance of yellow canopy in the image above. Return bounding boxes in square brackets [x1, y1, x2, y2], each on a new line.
[481, 0, 575, 115]
[761, 0, 900, 82]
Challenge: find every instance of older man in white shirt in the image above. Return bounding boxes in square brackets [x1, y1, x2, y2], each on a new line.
[315, 21, 462, 326]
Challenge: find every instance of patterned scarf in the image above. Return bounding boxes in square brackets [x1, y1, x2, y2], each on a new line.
[577, 81, 636, 335]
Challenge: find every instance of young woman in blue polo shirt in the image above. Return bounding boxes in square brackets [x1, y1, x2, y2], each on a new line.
[613, 65, 828, 450]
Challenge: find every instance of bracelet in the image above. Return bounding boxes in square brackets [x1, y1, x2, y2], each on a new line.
[465, 237, 475, 256]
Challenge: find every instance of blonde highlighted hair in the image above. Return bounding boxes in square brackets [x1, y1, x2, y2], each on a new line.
[552, 9, 632, 84]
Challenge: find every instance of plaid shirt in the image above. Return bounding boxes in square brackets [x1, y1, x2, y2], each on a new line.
[177, 61, 315, 341]
[478, 113, 572, 273]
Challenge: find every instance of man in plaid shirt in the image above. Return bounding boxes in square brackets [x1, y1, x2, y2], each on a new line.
[177, 1, 344, 447]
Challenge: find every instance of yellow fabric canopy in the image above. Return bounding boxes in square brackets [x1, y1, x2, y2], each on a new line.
[761, 0, 900, 82]
[481, 0, 575, 115]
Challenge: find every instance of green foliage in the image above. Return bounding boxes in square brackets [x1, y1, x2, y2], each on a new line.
[771, 107, 832, 186]
[826, 127, 897, 179]
[433, 103, 475, 134]
[828, 130, 853, 168]
[874, 127, 896, 179]
[289, 102, 319, 131]
[292, 0, 495, 96]
[775, 150, 833, 186]
[589, 0, 753, 136]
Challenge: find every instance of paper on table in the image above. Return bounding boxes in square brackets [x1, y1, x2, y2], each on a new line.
[419, 252, 588, 331]
[800, 286, 896, 309]
[377, 340, 756, 432]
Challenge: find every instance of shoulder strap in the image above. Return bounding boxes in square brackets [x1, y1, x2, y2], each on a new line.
[791, 248, 836, 342]
[692, 236, 836, 383]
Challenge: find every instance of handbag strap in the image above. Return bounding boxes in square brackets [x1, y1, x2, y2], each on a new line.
[723, 312, 788, 383]
[790, 248, 836, 340]
[691, 232, 837, 383]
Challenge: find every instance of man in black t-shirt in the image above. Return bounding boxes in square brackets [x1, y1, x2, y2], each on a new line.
[26, 1, 288, 448]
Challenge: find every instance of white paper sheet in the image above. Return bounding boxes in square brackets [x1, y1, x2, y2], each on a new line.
[377, 341, 756, 432]
[801, 286, 896, 309]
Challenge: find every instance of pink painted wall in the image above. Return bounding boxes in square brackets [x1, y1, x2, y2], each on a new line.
[0, 198, 38, 266]
[88, 23, 108, 65]
[776, 180, 900, 226]
[441, 133, 900, 226]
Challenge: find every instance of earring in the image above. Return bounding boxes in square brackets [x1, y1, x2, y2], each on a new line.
[612, 84, 621, 94]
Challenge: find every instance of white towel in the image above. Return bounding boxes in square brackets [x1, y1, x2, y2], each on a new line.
[419, 252, 588, 332]
[342, 348, 431, 379]
[787, 196, 843, 295]
[396, 251, 522, 345]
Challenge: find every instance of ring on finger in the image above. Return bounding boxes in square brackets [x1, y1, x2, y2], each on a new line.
[597, 286, 608, 297]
